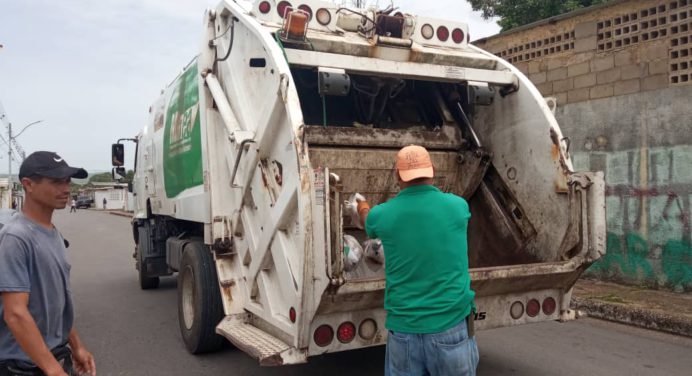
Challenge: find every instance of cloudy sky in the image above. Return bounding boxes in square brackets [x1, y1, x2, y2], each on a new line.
[0, 0, 500, 174]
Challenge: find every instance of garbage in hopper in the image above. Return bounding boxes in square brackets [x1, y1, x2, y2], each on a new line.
[364, 239, 385, 265]
[343, 235, 364, 272]
[344, 193, 366, 229]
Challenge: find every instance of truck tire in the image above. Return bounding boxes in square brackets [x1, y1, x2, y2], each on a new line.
[134, 223, 160, 290]
[137, 244, 160, 290]
[177, 241, 225, 354]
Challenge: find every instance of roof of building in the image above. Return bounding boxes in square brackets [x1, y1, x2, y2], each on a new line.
[90, 182, 128, 188]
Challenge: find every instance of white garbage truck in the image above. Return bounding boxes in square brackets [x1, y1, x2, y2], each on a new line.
[112, 0, 606, 366]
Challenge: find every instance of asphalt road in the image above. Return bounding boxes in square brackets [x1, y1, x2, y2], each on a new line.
[55, 209, 692, 376]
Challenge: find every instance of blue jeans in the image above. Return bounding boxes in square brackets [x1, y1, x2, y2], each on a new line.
[385, 318, 479, 376]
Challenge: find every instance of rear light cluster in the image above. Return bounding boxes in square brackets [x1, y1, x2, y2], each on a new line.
[313, 319, 377, 347]
[259, 1, 332, 25]
[510, 297, 557, 319]
[421, 23, 465, 44]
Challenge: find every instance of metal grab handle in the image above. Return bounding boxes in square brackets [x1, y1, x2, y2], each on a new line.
[561, 136, 571, 158]
[230, 139, 256, 188]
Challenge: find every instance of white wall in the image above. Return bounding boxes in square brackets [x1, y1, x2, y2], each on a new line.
[94, 189, 127, 210]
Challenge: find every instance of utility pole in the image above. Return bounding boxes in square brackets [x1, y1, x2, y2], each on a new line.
[7, 122, 11, 187]
[7, 119, 43, 188]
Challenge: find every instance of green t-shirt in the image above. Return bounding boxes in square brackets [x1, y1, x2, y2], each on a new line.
[365, 184, 475, 333]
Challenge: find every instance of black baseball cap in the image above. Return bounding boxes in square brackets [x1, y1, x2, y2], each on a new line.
[19, 151, 88, 180]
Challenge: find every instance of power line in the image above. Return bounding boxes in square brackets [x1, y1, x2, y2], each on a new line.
[0, 101, 26, 161]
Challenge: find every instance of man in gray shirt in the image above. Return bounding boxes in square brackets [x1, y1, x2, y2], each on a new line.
[0, 151, 95, 376]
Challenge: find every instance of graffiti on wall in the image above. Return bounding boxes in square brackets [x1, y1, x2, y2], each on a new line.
[573, 145, 692, 291]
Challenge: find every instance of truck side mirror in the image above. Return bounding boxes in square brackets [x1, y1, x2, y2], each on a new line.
[112, 143, 125, 166]
[112, 167, 126, 180]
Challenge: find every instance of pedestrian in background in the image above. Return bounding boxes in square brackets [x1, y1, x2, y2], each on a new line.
[69, 199, 76, 213]
[102, 198, 107, 210]
[0, 151, 96, 376]
[348, 145, 478, 376]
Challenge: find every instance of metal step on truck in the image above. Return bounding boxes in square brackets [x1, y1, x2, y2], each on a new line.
[111, 0, 606, 366]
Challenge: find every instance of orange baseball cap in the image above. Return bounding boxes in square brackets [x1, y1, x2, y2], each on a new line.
[396, 145, 434, 182]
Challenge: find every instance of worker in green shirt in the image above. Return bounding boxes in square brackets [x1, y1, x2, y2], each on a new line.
[349, 145, 478, 376]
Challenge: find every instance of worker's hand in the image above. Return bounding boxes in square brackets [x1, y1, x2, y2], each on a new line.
[44, 367, 68, 376]
[343, 193, 363, 216]
[72, 346, 96, 376]
[352, 193, 366, 203]
[344, 193, 368, 229]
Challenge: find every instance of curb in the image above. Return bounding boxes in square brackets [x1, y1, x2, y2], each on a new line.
[108, 211, 132, 218]
[571, 297, 692, 338]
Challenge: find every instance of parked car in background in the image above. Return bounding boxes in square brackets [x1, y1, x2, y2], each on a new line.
[76, 197, 93, 209]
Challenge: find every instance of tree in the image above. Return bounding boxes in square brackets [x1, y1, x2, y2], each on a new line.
[468, 0, 609, 32]
[88, 172, 114, 184]
[87, 170, 135, 184]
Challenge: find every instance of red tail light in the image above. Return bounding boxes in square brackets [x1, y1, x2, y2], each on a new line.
[337, 322, 356, 343]
[298, 5, 313, 20]
[258, 1, 271, 14]
[289, 307, 296, 323]
[437, 26, 449, 42]
[314, 325, 334, 347]
[542, 297, 557, 315]
[526, 299, 540, 317]
[452, 28, 465, 44]
[277, 1, 292, 17]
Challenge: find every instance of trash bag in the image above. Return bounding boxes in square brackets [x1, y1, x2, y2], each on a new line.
[343, 193, 366, 229]
[343, 234, 364, 272]
[364, 239, 385, 264]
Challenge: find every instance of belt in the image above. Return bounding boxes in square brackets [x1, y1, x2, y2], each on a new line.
[0, 344, 72, 376]
[466, 312, 476, 338]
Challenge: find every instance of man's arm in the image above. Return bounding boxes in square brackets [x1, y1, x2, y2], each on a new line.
[357, 200, 370, 228]
[69, 328, 96, 376]
[1, 292, 67, 376]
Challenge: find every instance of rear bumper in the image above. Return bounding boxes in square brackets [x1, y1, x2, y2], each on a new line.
[470, 257, 588, 297]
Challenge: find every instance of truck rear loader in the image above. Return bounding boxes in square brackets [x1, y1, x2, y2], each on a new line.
[113, 0, 606, 366]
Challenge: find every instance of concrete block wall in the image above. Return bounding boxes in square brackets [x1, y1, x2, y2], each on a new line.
[474, 0, 692, 291]
[475, 0, 692, 105]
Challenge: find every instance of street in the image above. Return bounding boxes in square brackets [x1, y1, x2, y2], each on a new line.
[57, 209, 692, 376]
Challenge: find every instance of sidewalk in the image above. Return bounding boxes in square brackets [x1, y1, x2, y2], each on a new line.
[105, 209, 132, 218]
[571, 278, 692, 337]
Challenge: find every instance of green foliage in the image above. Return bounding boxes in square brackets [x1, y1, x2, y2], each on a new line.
[89, 172, 115, 184]
[68, 170, 133, 196]
[69, 182, 82, 196]
[468, 0, 609, 31]
[86, 170, 134, 184]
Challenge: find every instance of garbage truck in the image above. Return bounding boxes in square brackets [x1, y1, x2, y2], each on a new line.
[112, 0, 606, 366]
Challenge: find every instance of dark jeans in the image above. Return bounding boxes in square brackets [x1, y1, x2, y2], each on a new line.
[0, 345, 73, 376]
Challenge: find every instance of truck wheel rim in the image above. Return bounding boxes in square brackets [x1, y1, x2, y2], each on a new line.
[182, 265, 195, 330]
